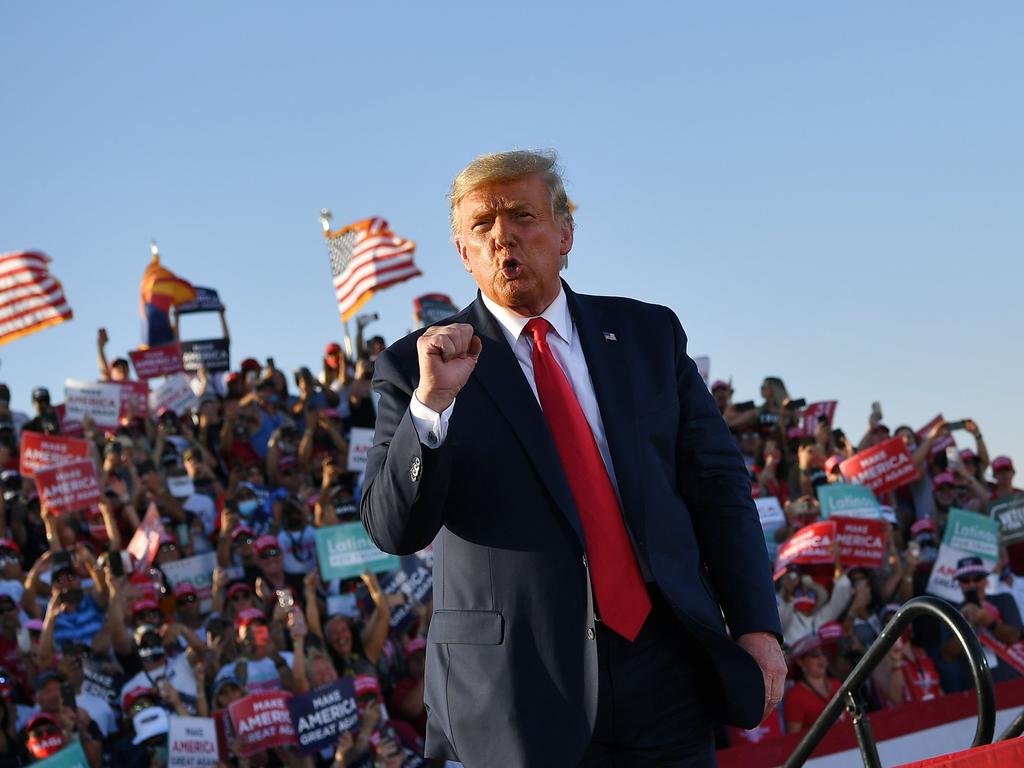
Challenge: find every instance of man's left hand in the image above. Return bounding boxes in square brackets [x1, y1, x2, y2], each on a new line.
[738, 631, 787, 721]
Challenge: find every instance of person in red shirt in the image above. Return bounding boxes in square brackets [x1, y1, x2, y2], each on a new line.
[872, 603, 943, 707]
[784, 635, 841, 734]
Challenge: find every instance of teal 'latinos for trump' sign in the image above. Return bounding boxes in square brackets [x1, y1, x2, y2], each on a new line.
[818, 484, 881, 520]
[315, 523, 400, 581]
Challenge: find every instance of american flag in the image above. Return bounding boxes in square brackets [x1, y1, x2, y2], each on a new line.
[0, 251, 73, 345]
[325, 217, 420, 322]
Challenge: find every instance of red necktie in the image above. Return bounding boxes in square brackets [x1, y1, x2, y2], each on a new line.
[525, 317, 651, 641]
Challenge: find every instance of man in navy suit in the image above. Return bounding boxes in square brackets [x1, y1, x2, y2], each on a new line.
[360, 150, 786, 767]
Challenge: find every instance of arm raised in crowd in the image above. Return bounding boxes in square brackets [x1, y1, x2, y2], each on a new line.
[358, 571, 392, 665]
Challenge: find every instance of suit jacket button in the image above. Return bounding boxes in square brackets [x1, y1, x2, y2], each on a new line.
[410, 457, 422, 482]
[586, 628, 595, 640]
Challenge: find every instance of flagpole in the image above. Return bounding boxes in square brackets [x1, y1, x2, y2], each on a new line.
[321, 208, 356, 358]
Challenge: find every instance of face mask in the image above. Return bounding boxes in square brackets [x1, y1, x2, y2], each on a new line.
[238, 499, 260, 518]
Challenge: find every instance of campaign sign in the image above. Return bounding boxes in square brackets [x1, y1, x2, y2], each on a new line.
[916, 415, 956, 457]
[315, 523, 400, 581]
[413, 293, 459, 328]
[64, 379, 122, 428]
[114, 380, 150, 419]
[774, 520, 836, 578]
[19, 432, 90, 478]
[150, 373, 199, 416]
[127, 503, 167, 569]
[176, 286, 223, 315]
[818, 484, 881, 520]
[346, 427, 375, 473]
[286, 679, 359, 755]
[926, 508, 999, 603]
[161, 552, 218, 613]
[32, 742, 89, 768]
[35, 459, 101, 516]
[380, 556, 433, 632]
[129, 344, 185, 379]
[168, 715, 219, 768]
[228, 691, 296, 757]
[181, 338, 231, 374]
[839, 438, 919, 495]
[833, 517, 886, 569]
[755, 497, 787, 560]
[991, 494, 1024, 547]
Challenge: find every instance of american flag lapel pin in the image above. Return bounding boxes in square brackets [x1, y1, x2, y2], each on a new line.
[603, 331, 617, 342]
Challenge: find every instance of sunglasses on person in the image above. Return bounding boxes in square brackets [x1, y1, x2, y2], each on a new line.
[0, 603, 18, 614]
[259, 548, 281, 560]
[959, 575, 987, 585]
[230, 590, 252, 602]
[804, 649, 825, 659]
[178, 594, 198, 605]
[158, 543, 177, 552]
[130, 698, 156, 715]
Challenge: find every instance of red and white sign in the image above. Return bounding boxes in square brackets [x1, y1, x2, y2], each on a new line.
[916, 415, 956, 457]
[19, 432, 91, 478]
[833, 516, 887, 569]
[64, 379, 122, 429]
[126, 504, 166, 569]
[774, 520, 836, 577]
[149, 374, 199, 416]
[346, 427, 374, 472]
[114, 380, 150, 419]
[228, 691, 296, 757]
[34, 459, 101, 516]
[840, 437, 919, 495]
[168, 715, 218, 768]
[130, 344, 185, 379]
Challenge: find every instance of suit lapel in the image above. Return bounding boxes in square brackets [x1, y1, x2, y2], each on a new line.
[564, 285, 646, 539]
[466, 296, 586, 547]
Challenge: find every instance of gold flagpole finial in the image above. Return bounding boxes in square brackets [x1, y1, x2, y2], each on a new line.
[150, 240, 160, 261]
[320, 209, 332, 235]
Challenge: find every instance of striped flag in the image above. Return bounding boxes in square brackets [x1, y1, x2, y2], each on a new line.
[0, 251, 73, 346]
[325, 217, 420, 322]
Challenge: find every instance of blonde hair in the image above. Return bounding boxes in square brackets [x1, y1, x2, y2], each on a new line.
[449, 149, 574, 236]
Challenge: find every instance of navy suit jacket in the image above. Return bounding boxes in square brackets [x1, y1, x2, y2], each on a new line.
[360, 283, 782, 767]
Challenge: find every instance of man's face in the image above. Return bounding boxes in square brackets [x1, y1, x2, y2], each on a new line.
[959, 574, 987, 601]
[454, 175, 572, 317]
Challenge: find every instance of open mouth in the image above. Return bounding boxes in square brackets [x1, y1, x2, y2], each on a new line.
[500, 258, 523, 279]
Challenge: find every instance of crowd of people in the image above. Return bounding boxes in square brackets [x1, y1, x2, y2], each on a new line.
[712, 377, 1023, 743]
[0, 322, 1019, 766]
[0, 325, 432, 768]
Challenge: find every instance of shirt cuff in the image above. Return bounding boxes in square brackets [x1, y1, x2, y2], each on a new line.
[409, 391, 455, 448]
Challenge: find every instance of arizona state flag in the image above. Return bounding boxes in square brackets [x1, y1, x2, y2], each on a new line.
[139, 254, 196, 347]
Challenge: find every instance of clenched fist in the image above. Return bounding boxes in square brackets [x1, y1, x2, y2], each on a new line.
[416, 323, 482, 412]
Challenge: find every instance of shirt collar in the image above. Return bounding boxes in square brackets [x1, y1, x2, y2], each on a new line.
[480, 284, 572, 348]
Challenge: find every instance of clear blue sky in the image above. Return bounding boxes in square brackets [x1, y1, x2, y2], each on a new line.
[1, 3, 1021, 470]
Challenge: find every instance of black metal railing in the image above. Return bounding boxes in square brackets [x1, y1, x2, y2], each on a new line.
[998, 708, 1024, 741]
[783, 596, 996, 768]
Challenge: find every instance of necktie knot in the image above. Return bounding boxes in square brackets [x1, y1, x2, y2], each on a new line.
[524, 317, 552, 346]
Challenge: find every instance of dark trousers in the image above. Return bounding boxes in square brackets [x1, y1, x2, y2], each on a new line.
[577, 587, 718, 768]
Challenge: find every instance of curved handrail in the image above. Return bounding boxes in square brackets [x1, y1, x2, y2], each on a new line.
[783, 595, 996, 768]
